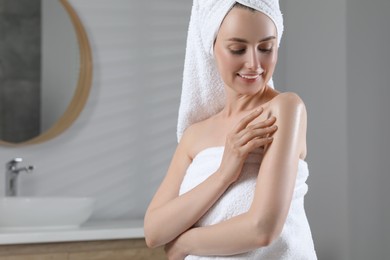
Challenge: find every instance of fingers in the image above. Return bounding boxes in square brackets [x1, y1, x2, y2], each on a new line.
[250, 116, 277, 129]
[235, 115, 276, 139]
[237, 124, 278, 146]
[232, 107, 264, 133]
[242, 135, 274, 151]
[226, 111, 278, 159]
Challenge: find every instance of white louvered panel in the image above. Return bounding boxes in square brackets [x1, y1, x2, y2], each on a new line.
[138, 1, 192, 216]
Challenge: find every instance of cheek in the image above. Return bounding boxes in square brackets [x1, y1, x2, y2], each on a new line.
[266, 51, 278, 68]
[215, 50, 239, 78]
[262, 53, 278, 82]
[219, 51, 242, 73]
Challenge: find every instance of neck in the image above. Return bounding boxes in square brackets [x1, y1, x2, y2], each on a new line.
[221, 86, 270, 118]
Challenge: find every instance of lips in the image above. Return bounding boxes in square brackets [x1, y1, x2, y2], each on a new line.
[238, 74, 259, 79]
[237, 72, 263, 80]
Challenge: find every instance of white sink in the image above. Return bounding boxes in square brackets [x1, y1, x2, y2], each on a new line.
[0, 197, 95, 231]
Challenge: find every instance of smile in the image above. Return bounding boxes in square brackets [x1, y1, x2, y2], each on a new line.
[238, 73, 261, 80]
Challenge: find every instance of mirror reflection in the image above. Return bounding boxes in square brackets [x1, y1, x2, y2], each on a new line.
[0, 0, 80, 144]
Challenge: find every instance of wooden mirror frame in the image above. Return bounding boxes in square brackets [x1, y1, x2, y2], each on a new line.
[0, 0, 93, 147]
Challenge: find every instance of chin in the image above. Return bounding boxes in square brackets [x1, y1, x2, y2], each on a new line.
[236, 82, 267, 95]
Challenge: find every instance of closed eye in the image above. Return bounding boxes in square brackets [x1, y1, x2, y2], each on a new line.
[230, 48, 273, 55]
[230, 49, 246, 55]
[259, 47, 273, 53]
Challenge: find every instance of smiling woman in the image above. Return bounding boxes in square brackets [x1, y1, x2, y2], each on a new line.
[0, 0, 92, 146]
[144, 1, 317, 259]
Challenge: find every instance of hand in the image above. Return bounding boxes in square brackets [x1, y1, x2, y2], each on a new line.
[219, 107, 277, 184]
[165, 236, 188, 260]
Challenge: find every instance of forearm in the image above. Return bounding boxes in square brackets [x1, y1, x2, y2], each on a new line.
[176, 212, 270, 256]
[144, 171, 231, 248]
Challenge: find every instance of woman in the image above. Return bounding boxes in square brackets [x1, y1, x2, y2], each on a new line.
[144, 0, 317, 259]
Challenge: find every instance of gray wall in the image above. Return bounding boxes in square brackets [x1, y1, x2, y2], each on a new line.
[346, 0, 390, 259]
[283, 0, 390, 259]
[282, 1, 349, 259]
[0, 0, 41, 142]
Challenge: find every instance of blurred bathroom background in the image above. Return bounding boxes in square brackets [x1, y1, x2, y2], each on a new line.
[0, 0, 389, 259]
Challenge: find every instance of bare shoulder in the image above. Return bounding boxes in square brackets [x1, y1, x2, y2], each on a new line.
[267, 92, 307, 125]
[181, 118, 210, 142]
[178, 122, 199, 155]
[179, 117, 214, 159]
[270, 92, 306, 113]
[269, 92, 307, 159]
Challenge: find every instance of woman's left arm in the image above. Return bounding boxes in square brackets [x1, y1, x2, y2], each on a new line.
[166, 92, 307, 258]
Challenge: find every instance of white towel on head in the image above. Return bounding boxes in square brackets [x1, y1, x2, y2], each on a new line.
[177, 0, 284, 142]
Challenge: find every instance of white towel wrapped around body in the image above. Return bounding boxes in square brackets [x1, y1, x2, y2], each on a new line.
[179, 147, 317, 259]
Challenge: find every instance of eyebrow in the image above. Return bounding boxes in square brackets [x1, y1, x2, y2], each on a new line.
[227, 36, 276, 43]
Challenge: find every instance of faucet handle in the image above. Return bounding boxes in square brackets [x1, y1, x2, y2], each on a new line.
[6, 158, 22, 167]
[10, 158, 22, 163]
[6, 158, 26, 171]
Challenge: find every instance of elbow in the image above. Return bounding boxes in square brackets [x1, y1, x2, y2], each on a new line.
[144, 226, 162, 248]
[144, 226, 164, 249]
[145, 235, 159, 249]
[254, 233, 277, 247]
[251, 216, 283, 247]
[144, 220, 161, 248]
[144, 230, 154, 248]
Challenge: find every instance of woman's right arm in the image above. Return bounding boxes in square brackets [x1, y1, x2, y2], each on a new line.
[144, 128, 232, 248]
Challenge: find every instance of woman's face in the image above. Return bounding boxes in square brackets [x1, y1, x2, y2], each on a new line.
[214, 7, 278, 96]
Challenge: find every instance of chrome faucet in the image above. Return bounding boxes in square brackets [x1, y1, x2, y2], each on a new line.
[5, 158, 34, 196]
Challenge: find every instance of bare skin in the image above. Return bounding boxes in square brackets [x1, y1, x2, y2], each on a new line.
[144, 7, 307, 260]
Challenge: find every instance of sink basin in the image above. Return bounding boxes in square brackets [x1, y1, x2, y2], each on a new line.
[0, 197, 95, 231]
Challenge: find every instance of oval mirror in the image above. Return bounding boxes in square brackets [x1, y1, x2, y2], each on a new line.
[0, 0, 92, 146]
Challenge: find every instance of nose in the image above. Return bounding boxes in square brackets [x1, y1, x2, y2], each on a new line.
[245, 48, 261, 71]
